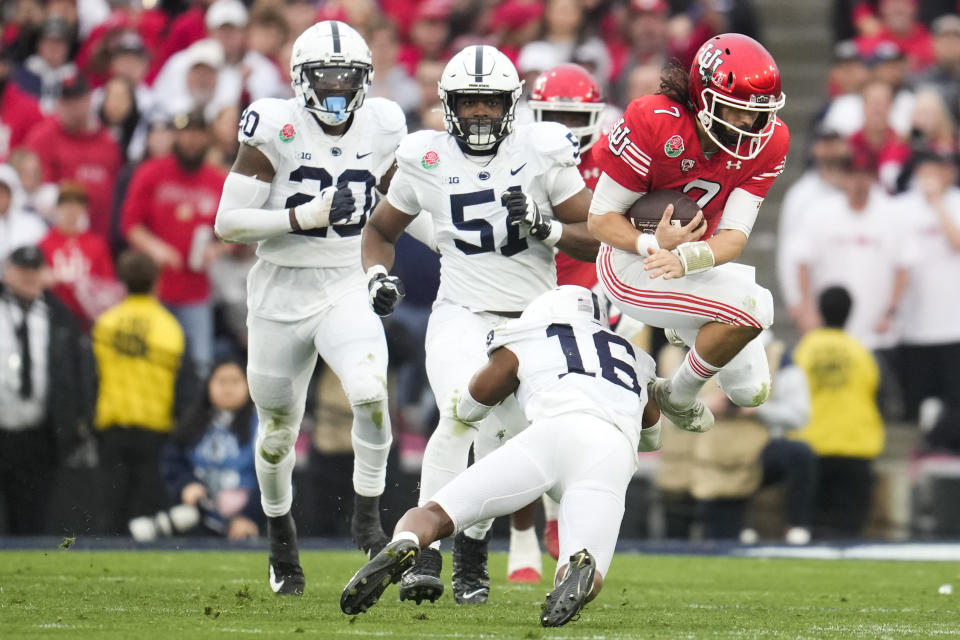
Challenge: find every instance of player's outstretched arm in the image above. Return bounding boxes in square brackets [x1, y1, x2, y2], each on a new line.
[551, 188, 601, 261]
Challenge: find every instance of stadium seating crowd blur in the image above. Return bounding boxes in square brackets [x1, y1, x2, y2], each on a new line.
[1, 0, 959, 543]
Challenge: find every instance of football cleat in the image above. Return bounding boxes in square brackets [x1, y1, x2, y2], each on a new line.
[340, 539, 419, 615]
[399, 546, 444, 604]
[269, 560, 305, 596]
[267, 512, 304, 596]
[350, 494, 389, 559]
[540, 548, 596, 627]
[452, 532, 490, 604]
[649, 379, 714, 433]
[543, 520, 560, 560]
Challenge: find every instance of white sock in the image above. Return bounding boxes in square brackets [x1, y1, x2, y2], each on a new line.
[669, 347, 721, 407]
[542, 494, 560, 521]
[255, 448, 296, 518]
[392, 530, 420, 547]
[351, 433, 392, 496]
[507, 525, 542, 575]
[464, 517, 492, 541]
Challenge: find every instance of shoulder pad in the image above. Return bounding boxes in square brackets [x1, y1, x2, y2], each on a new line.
[237, 98, 295, 166]
[395, 129, 447, 171]
[521, 121, 581, 168]
[364, 97, 407, 137]
[485, 317, 537, 356]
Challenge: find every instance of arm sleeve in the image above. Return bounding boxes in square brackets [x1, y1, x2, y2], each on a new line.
[717, 188, 764, 237]
[213, 170, 293, 243]
[589, 172, 644, 215]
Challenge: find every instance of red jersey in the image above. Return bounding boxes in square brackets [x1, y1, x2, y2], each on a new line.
[121, 156, 226, 304]
[40, 228, 116, 326]
[23, 118, 123, 239]
[592, 94, 790, 239]
[556, 144, 602, 288]
[0, 81, 42, 162]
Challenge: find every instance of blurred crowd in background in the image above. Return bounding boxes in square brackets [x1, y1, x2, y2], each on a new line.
[1, 0, 960, 544]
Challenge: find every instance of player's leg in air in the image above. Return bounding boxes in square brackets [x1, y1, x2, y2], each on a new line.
[314, 282, 393, 558]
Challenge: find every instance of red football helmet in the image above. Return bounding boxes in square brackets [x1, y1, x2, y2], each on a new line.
[528, 63, 605, 152]
[688, 33, 785, 160]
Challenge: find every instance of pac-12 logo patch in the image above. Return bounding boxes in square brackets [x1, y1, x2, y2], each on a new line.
[664, 134, 684, 158]
[279, 123, 296, 142]
[422, 151, 440, 169]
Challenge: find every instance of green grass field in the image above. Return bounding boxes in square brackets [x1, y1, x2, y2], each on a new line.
[2, 549, 959, 639]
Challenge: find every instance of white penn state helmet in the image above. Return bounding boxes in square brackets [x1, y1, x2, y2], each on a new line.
[439, 45, 522, 151]
[290, 21, 373, 126]
[520, 285, 607, 327]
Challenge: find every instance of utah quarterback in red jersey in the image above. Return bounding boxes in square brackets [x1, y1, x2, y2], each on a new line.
[588, 33, 789, 433]
[529, 63, 606, 289]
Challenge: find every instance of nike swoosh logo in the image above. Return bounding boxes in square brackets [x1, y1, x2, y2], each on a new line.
[269, 565, 285, 593]
[356, 152, 372, 159]
[461, 588, 487, 600]
[510, 163, 526, 175]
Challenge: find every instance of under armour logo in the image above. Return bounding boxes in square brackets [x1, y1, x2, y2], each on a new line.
[726, 160, 742, 170]
[681, 159, 696, 172]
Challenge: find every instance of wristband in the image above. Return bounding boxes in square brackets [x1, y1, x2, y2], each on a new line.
[672, 241, 715, 275]
[542, 221, 563, 247]
[454, 391, 494, 424]
[635, 233, 660, 256]
[365, 264, 388, 281]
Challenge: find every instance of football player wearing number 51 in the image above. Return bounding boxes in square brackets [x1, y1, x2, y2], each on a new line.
[361, 44, 599, 607]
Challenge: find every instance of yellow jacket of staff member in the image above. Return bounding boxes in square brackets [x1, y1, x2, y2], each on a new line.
[792, 328, 884, 458]
[92, 294, 185, 433]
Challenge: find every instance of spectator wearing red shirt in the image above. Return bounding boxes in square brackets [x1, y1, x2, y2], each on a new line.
[39, 182, 120, 329]
[0, 49, 43, 163]
[22, 75, 123, 244]
[848, 78, 911, 192]
[855, 0, 935, 72]
[122, 110, 227, 375]
[398, 0, 453, 76]
[147, 0, 216, 82]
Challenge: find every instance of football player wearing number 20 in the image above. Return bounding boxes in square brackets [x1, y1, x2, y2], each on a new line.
[214, 21, 407, 595]
[589, 33, 790, 434]
[362, 45, 599, 606]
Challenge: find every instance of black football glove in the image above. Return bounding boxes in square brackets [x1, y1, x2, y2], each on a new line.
[329, 183, 357, 224]
[367, 268, 405, 316]
[501, 190, 553, 241]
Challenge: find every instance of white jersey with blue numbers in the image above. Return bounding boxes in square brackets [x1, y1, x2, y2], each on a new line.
[386, 122, 585, 312]
[237, 96, 406, 268]
[486, 315, 655, 450]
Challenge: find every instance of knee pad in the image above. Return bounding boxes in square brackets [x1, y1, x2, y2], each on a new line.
[725, 374, 772, 408]
[256, 418, 299, 464]
[744, 285, 775, 329]
[343, 369, 388, 407]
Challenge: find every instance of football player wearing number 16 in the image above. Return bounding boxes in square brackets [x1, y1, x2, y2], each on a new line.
[362, 45, 599, 606]
[588, 34, 790, 434]
[213, 21, 407, 595]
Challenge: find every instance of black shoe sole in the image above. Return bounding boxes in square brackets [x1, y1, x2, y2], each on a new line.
[341, 541, 419, 615]
[540, 549, 595, 627]
[399, 576, 445, 604]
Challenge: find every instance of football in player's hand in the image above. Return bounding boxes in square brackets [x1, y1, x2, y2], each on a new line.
[627, 189, 700, 233]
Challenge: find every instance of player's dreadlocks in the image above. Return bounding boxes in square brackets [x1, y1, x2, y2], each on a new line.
[657, 60, 695, 113]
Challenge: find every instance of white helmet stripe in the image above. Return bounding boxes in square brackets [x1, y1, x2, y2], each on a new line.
[330, 21, 341, 54]
[474, 46, 483, 82]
